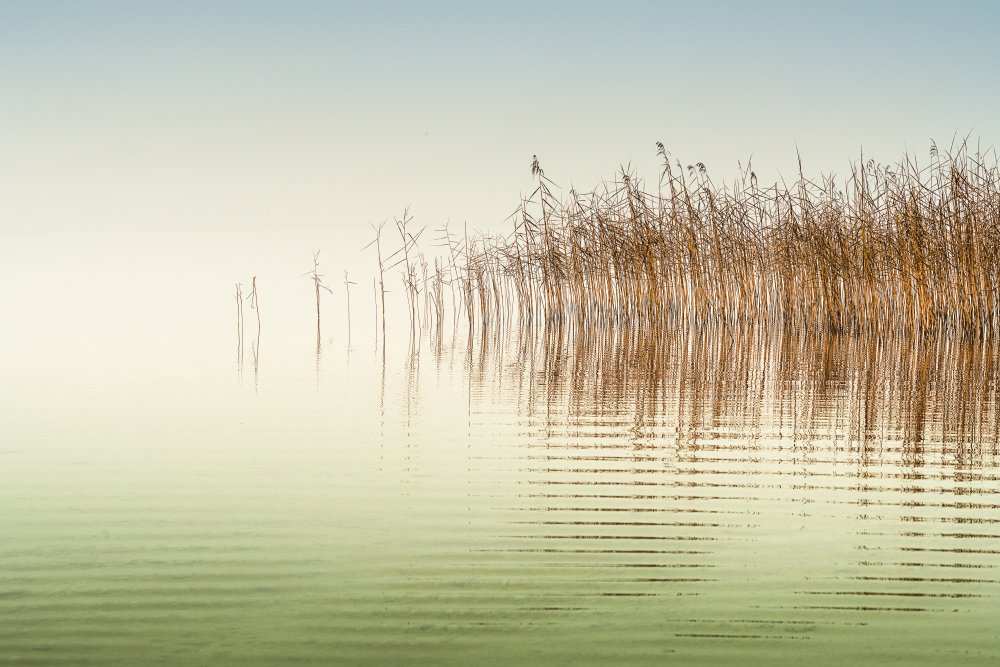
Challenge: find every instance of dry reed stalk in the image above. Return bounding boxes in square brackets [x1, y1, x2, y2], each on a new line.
[235, 282, 244, 351]
[305, 250, 334, 338]
[247, 276, 260, 336]
[244, 275, 261, 366]
[344, 270, 355, 341]
[365, 223, 389, 340]
[342, 141, 999, 340]
[434, 141, 1000, 337]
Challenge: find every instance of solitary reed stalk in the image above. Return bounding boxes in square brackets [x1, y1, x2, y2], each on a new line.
[247, 276, 260, 354]
[304, 250, 334, 336]
[344, 270, 356, 342]
[364, 223, 389, 339]
[235, 282, 244, 351]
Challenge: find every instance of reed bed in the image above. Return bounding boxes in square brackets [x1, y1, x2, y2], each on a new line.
[438, 141, 1000, 335]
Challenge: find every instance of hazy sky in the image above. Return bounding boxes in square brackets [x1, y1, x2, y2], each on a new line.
[2, 0, 998, 237]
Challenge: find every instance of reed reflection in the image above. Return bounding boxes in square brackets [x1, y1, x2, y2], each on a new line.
[460, 322, 1000, 631]
[468, 323, 1000, 462]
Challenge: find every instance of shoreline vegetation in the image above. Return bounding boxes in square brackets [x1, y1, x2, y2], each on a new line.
[244, 138, 1000, 340]
[454, 139, 1000, 335]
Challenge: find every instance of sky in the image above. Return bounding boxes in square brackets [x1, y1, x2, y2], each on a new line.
[2, 1, 998, 240]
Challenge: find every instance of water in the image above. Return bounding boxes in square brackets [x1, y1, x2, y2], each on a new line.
[3, 235, 1000, 664]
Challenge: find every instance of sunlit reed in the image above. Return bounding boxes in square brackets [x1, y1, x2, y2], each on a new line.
[448, 140, 1000, 335]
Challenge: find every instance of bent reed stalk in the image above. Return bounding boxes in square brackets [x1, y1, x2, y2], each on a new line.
[446, 141, 1000, 336]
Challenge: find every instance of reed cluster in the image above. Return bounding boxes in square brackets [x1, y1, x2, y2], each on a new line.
[450, 142, 1000, 334]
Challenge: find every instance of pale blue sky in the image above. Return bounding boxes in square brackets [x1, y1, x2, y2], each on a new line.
[2, 1, 998, 238]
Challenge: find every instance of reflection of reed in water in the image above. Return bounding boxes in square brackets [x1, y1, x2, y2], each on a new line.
[457, 323, 1000, 629]
[466, 323, 1000, 463]
[235, 282, 244, 383]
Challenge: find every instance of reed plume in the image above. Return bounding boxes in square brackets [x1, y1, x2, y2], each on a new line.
[449, 140, 1000, 335]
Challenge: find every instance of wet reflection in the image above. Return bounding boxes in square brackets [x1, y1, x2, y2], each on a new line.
[456, 322, 1000, 638]
[467, 323, 1000, 463]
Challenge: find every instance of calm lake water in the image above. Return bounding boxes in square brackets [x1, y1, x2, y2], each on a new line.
[3, 234, 1000, 664]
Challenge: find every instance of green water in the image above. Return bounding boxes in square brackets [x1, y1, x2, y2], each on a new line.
[3, 322, 1000, 665]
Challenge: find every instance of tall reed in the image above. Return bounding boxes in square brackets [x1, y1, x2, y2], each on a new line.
[235, 282, 244, 351]
[305, 250, 333, 338]
[451, 141, 1000, 335]
[344, 271, 355, 343]
[247, 276, 261, 349]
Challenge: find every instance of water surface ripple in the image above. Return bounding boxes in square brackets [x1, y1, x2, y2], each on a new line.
[2, 324, 999, 664]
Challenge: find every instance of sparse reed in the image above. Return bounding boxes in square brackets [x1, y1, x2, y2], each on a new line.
[344, 270, 356, 343]
[305, 250, 334, 337]
[247, 275, 261, 349]
[235, 282, 244, 350]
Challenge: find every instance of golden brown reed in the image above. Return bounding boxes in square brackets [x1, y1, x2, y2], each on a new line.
[448, 141, 1000, 335]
